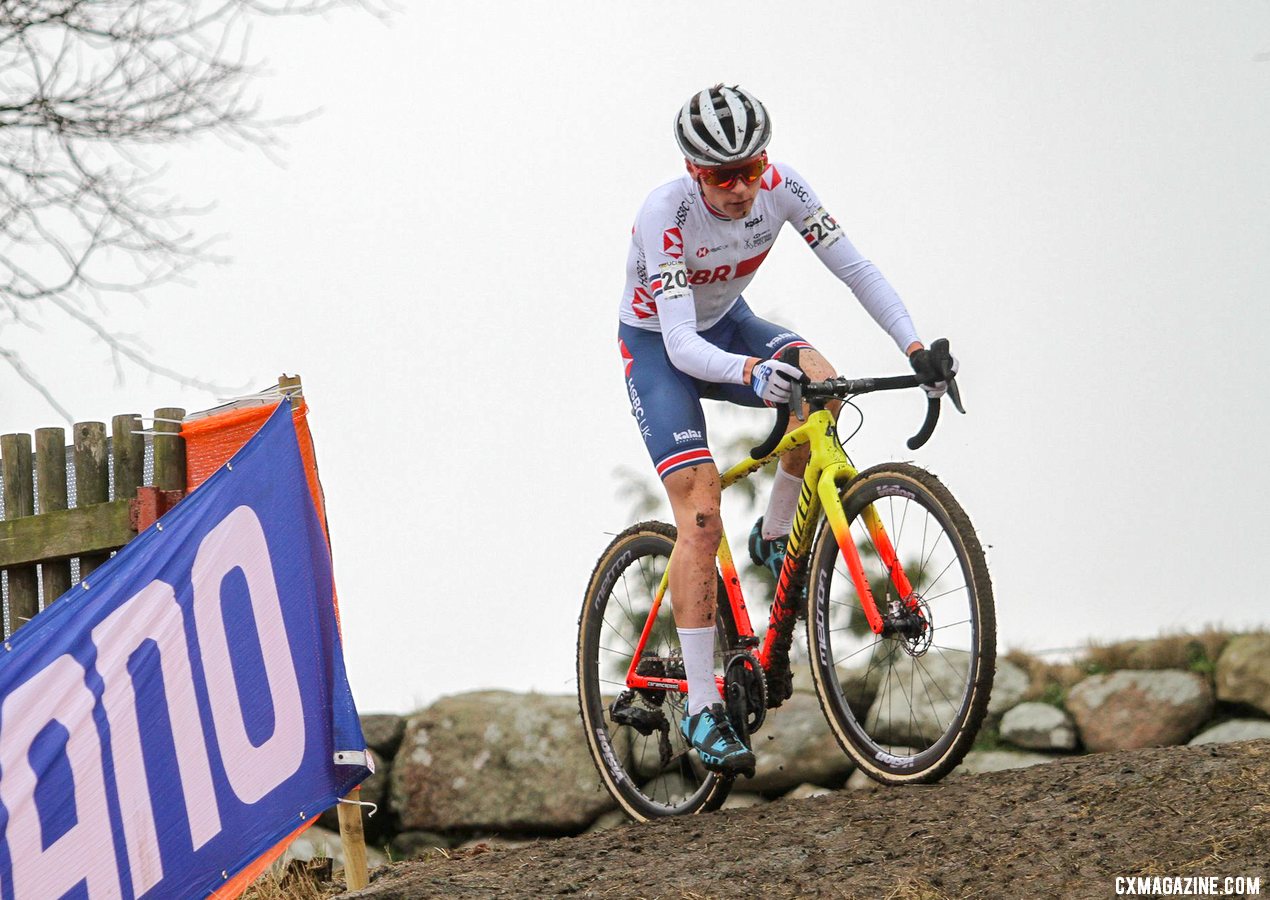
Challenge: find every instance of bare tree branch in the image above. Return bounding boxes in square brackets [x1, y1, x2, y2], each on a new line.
[1, 0, 392, 420]
[0, 345, 73, 421]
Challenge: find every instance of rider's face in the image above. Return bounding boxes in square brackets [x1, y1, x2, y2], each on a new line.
[688, 155, 766, 220]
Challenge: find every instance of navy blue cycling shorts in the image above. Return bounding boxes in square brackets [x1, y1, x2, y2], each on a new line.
[617, 299, 812, 480]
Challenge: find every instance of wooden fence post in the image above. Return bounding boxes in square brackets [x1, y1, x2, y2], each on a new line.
[35, 428, 72, 605]
[1, 433, 39, 635]
[153, 408, 186, 492]
[113, 414, 145, 501]
[74, 422, 110, 579]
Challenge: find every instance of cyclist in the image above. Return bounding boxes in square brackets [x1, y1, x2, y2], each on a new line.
[617, 83, 956, 774]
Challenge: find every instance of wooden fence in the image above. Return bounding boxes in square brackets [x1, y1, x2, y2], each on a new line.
[0, 407, 186, 638]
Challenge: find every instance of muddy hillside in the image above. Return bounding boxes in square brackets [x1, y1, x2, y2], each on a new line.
[339, 739, 1268, 899]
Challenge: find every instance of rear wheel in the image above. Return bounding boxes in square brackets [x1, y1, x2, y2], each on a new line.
[806, 463, 995, 784]
[577, 521, 738, 820]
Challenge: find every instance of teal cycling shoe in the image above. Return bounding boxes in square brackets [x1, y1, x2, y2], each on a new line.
[680, 703, 755, 775]
[748, 516, 788, 581]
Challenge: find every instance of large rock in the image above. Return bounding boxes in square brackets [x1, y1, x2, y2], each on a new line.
[584, 810, 631, 834]
[1215, 634, 1270, 715]
[278, 824, 388, 872]
[1188, 719, 1270, 745]
[361, 714, 406, 758]
[720, 792, 767, 810]
[987, 659, 1029, 718]
[784, 783, 833, 800]
[389, 691, 615, 833]
[955, 750, 1059, 775]
[746, 689, 854, 793]
[845, 768, 879, 792]
[1000, 702, 1078, 751]
[390, 830, 453, 859]
[1066, 670, 1214, 751]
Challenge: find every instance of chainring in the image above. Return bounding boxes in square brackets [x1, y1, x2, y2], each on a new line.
[723, 652, 767, 739]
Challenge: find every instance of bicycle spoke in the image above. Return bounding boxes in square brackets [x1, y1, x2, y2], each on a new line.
[918, 510, 932, 587]
[923, 584, 968, 604]
[914, 654, 959, 709]
[831, 637, 885, 668]
[919, 529, 949, 583]
[599, 630, 639, 657]
[921, 554, 959, 598]
[929, 619, 972, 634]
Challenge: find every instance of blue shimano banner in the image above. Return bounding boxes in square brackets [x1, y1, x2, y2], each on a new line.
[0, 401, 369, 899]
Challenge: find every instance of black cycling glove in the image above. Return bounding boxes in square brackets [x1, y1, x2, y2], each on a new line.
[909, 338, 959, 399]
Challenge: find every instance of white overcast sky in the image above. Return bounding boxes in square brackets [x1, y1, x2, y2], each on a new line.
[4, 3, 1269, 713]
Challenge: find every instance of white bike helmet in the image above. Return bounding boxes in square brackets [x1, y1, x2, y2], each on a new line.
[674, 84, 772, 166]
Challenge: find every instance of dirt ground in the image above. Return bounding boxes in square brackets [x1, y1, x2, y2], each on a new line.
[337, 740, 1268, 899]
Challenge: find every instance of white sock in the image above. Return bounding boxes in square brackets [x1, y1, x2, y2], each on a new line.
[762, 465, 805, 540]
[677, 625, 718, 716]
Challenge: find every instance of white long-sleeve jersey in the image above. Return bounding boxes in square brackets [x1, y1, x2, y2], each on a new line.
[618, 161, 920, 384]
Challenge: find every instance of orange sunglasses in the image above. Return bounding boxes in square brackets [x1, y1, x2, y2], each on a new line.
[696, 152, 768, 189]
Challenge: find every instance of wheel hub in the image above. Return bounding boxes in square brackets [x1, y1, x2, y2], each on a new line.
[883, 594, 934, 657]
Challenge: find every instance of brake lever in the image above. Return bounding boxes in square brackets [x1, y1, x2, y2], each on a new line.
[947, 377, 966, 415]
[790, 377, 805, 422]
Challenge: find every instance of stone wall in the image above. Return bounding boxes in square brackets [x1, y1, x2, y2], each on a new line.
[328, 631, 1270, 858]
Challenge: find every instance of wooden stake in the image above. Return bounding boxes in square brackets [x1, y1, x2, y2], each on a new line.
[35, 428, 72, 605]
[152, 408, 187, 492]
[74, 421, 110, 579]
[112, 414, 145, 501]
[336, 787, 369, 891]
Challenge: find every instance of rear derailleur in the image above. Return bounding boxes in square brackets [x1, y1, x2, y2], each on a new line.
[609, 688, 673, 770]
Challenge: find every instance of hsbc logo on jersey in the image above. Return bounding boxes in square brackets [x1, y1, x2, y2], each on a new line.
[761, 165, 782, 192]
[630, 286, 657, 320]
[662, 227, 684, 259]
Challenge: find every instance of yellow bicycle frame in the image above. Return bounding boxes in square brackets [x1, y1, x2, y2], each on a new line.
[623, 407, 918, 692]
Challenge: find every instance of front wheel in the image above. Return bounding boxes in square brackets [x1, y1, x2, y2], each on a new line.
[806, 463, 995, 784]
[577, 521, 738, 820]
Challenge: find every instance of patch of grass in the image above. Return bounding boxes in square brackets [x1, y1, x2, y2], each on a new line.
[242, 858, 333, 900]
[1003, 649, 1085, 705]
[1185, 643, 1217, 675]
[1039, 682, 1067, 709]
[1082, 628, 1233, 676]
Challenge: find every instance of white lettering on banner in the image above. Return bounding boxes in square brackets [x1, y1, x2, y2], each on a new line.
[0, 656, 123, 899]
[192, 505, 306, 804]
[91, 580, 223, 897]
[0, 500, 318, 898]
